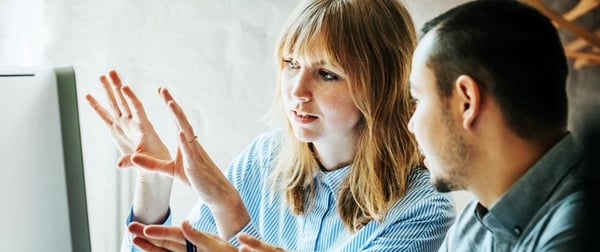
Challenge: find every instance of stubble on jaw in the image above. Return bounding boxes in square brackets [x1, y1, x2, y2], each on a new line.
[432, 172, 463, 193]
[431, 110, 471, 193]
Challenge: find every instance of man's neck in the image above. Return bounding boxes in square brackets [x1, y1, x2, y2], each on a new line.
[469, 130, 567, 208]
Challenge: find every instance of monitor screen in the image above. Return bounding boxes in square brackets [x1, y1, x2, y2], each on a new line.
[0, 66, 91, 251]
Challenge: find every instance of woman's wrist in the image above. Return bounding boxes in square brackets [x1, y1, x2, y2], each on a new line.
[209, 193, 250, 239]
[132, 172, 174, 224]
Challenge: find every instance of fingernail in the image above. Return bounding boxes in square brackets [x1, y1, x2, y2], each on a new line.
[144, 228, 159, 237]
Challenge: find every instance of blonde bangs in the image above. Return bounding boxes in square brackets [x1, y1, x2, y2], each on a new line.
[276, 1, 346, 72]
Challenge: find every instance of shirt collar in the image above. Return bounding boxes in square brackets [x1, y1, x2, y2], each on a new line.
[318, 165, 351, 198]
[480, 133, 583, 237]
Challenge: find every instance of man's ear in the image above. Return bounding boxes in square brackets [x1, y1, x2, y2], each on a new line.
[453, 75, 481, 130]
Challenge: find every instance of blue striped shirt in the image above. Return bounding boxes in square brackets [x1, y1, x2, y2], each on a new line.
[123, 131, 455, 251]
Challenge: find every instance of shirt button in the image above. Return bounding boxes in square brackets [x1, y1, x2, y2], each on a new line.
[513, 227, 521, 235]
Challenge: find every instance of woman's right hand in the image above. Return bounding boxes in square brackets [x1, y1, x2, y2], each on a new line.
[85, 70, 182, 224]
[85, 70, 174, 175]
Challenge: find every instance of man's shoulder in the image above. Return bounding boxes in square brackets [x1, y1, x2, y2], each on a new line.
[535, 189, 585, 227]
[517, 190, 585, 251]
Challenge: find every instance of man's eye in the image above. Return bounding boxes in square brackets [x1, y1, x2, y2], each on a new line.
[283, 59, 300, 69]
[319, 70, 338, 81]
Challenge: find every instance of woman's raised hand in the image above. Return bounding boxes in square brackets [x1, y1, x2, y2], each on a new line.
[85, 70, 187, 181]
[131, 87, 251, 239]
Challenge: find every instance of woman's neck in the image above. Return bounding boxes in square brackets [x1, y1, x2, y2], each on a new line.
[311, 137, 356, 171]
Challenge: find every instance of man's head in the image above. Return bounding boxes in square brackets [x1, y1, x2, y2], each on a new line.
[408, 0, 569, 192]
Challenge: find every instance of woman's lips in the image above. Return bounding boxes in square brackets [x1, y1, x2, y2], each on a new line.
[292, 110, 318, 124]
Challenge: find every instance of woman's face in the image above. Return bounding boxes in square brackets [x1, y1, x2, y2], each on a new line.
[280, 55, 361, 145]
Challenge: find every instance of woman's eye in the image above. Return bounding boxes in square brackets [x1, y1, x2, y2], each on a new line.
[283, 59, 300, 69]
[319, 70, 338, 81]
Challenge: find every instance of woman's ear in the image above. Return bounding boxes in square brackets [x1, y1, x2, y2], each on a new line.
[453, 75, 481, 130]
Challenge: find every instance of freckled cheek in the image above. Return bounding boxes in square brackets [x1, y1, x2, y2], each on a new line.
[321, 95, 361, 126]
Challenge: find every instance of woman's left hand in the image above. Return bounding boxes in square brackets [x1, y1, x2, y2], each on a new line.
[130, 87, 250, 239]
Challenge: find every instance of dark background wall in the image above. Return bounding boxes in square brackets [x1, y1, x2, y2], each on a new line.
[543, 1, 600, 249]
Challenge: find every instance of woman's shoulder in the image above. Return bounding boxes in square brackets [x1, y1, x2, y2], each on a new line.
[407, 166, 432, 189]
[228, 129, 284, 173]
[243, 129, 284, 160]
[226, 130, 284, 188]
[252, 129, 284, 148]
[387, 167, 454, 216]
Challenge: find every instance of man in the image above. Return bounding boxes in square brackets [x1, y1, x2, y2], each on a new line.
[408, 0, 585, 251]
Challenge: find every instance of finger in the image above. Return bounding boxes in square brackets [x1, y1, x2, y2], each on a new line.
[239, 246, 253, 252]
[176, 131, 220, 184]
[99, 74, 122, 117]
[122, 85, 150, 123]
[167, 99, 197, 140]
[159, 87, 196, 140]
[131, 224, 187, 252]
[144, 225, 187, 245]
[158, 86, 176, 105]
[177, 131, 194, 158]
[108, 70, 132, 118]
[84, 94, 114, 126]
[128, 222, 147, 238]
[181, 221, 237, 251]
[176, 131, 206, 172]
[139, 237, 186, 251]
[132, 236, 171, 252]
[176, 130, 216, 166]
[238, 233, 285, 252]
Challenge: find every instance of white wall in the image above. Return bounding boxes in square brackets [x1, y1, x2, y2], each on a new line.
[0, 1, 472, 251]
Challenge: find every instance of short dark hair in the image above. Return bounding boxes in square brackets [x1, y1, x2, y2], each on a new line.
[421, 0, 568, 140]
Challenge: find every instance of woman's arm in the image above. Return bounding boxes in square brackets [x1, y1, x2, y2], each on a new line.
[85, 70, 174, 224]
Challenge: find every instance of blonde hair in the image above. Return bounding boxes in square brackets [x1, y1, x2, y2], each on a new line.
[269, 0, 420, 232]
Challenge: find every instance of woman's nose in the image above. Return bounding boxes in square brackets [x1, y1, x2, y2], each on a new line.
[290, 70, 312, 102]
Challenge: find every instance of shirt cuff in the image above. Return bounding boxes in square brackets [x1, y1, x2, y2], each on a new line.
[126, 205, 172, 226]
[227, 221, 259, 247]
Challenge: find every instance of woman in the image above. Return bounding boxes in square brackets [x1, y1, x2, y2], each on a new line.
[86, 0, 455, 251]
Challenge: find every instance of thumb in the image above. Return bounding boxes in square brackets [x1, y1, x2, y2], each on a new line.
[116, 155, 133, 168]
[181, 221, 216, 241]
[131, 153, 175, 177]
[181, 221, 200, 240]
[238, 232, 285, 251]
[181, 221, 228, 248]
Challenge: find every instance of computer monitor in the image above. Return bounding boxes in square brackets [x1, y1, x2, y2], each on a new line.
[0, 66, 91, 252]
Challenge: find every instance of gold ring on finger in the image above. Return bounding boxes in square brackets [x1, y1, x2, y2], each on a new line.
[189, 135, 198, 144]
